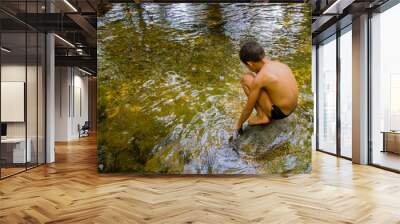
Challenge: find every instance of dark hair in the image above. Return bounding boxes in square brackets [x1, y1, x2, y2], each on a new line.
[239, 41, 265, 64]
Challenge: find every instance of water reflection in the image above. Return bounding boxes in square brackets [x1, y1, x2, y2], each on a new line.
[98, 3, 312, 174]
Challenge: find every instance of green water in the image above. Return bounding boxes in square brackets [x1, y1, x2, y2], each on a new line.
[97, 3, 312, 174]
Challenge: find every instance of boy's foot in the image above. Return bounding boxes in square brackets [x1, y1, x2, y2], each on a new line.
[248, 114, 270, 126]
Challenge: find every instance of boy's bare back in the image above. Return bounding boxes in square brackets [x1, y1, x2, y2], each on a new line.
[255, 60, 298, 115]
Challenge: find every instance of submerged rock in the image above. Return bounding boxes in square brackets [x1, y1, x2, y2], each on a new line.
[237, 117, 296, 157]
[183, 144, 257, 174]
[285, 154, 297, 171]
[147, 108, 311, 175]
[180, 114, 307, 174]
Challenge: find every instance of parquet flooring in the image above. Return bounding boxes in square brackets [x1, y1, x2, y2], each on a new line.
[1, 136, 400, 223]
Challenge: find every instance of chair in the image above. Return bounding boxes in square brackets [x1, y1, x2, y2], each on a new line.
[79, 121, 90, 138]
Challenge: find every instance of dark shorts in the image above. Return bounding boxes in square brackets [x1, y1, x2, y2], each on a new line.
[271, 105, 288, 120]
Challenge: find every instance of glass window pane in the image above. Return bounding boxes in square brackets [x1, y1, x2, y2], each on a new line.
[318, 36, 337, 154]
[340, 27, 352, 158]
[371, 4, 400, 171]
[38, 32, 45, 165]
[0, 0, 46, 179]
[27, 31, 38, 169]
[1, 31, 27, 177]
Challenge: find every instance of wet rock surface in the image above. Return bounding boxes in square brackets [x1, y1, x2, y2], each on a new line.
[181, 115, 305, 174]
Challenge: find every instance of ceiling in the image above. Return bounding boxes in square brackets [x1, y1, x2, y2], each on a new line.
[1, 0, 395, 74]
[310, 0, 391, 43]
[0, 0, 98, 75]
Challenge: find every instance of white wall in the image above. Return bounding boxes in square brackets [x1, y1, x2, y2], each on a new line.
[55, 67, 89, 141]
[72, 72, 89, 138]
[1, 65, 26, 138]
[1, 65, 42, 138]
[55, 66, 70, 141]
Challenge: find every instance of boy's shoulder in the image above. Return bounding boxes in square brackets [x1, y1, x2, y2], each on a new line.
[255, 69, 273, 84]
[263, 60, 292, 75]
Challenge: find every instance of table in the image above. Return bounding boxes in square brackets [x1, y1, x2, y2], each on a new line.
[381, 131, 400, 154]
[1, 138, 32, 164]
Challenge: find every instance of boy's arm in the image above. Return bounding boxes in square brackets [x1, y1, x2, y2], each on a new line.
[235, 81, 262, 130]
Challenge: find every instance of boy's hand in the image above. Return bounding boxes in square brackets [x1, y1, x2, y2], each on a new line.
[235, 122, 243, 131]
[232, 127, 243, 141]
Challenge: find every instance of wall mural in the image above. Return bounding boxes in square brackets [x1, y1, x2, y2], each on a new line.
[97, 3, 312, 174]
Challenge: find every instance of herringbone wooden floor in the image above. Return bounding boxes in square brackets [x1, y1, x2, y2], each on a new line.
[1, 136, 400, 224]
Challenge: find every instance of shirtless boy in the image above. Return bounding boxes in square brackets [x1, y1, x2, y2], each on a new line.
[234, 41, 298, 136]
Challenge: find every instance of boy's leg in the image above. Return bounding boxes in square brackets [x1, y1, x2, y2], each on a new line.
[241, 74, 272, 125]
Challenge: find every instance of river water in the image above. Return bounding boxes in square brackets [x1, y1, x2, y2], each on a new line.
[97, 3, 312, 174]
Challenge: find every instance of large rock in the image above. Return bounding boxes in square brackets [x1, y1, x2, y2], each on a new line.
[236, 116, 296, 157]
[182, 115, 305, 174]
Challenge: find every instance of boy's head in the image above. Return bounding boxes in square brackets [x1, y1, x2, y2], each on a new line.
[239, 41, 265, 73]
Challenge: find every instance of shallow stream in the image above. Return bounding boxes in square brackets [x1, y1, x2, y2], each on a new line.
[97, 3, 312, 174]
